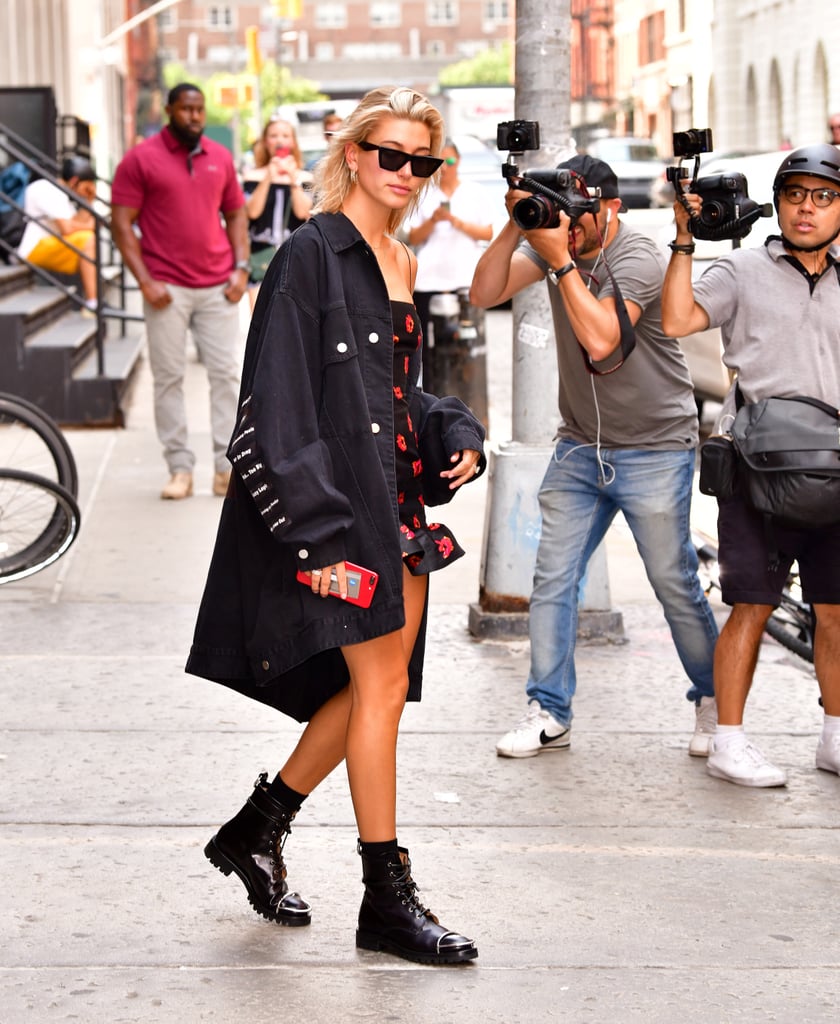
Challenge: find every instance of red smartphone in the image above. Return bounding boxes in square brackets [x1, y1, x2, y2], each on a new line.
[275, 145, 291, 159]
[296, 561, 379, 608]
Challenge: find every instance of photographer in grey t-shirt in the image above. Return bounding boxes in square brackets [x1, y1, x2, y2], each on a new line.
[471, 154, 718, 761]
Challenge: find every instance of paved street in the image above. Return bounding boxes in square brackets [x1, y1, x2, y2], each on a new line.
[1, 307, 838, 1023]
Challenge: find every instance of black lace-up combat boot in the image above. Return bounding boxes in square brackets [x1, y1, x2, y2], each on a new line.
[204, 773, 311, 926]
[356, 843, 477, 964]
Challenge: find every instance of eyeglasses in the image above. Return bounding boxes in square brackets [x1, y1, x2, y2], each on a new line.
[357, 141, 443, 178]
[779, 184, 840, 207]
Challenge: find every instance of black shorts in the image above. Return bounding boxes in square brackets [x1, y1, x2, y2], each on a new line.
[717, 493, 840, 606]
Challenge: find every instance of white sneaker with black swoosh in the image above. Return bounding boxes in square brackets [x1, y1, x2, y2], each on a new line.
[495, 701, 571, 758]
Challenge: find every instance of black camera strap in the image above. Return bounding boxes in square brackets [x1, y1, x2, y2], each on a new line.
[579, 259, 636, 376]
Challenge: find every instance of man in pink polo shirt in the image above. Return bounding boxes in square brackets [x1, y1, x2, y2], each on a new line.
[111, 83, 249, 500]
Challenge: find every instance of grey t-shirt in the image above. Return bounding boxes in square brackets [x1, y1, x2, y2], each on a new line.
[692, 237, 840, 426]
[522, 221, 698, 449]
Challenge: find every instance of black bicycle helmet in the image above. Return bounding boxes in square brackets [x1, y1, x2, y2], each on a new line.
[773, 143, 840, 209]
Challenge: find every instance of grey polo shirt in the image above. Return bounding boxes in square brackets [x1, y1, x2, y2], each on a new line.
[692, 237, 840, 426]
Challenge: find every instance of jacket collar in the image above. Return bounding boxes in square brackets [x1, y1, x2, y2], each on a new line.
[312, 211, 369, 255]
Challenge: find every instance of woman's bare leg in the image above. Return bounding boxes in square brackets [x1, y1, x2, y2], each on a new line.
[343, 568, 427, 840]
[279, 566, 427, 816]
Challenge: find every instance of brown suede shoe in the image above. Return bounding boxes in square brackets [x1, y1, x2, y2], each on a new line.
[213, 470, 232, 497]
[161, 472, 193, 500]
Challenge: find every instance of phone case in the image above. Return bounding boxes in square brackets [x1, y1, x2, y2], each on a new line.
[296, 561, 379, 608]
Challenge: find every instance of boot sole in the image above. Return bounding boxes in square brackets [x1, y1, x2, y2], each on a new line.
[356, 930, 478, 965]
[204, 836, 312, 927]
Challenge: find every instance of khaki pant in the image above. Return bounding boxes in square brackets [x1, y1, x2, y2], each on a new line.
[143, 283, 240, 475]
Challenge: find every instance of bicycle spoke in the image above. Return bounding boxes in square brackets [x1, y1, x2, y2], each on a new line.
[0, 470, 81, 583]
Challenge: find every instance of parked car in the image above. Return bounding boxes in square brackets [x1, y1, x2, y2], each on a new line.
[584, 136, 667, 208]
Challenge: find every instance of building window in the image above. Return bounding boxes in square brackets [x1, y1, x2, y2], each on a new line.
[639, 11, 665, 65]
[342, 42, 403, 60]
[158, 8, 177, 32]
[207, 6, 234, 31]
[314, 41, 335, 60]
[482, 0, 509, 24]
[427, 1, 458, 27]
[315, 3, 348, 29]
[370, 1, 401, 27]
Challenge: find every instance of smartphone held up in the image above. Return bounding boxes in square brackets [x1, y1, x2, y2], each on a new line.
[296, 562, 379, 608]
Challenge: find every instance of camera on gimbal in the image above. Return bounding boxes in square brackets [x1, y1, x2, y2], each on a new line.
[496, 119, 601, 230]
[666, 127, 772, 241]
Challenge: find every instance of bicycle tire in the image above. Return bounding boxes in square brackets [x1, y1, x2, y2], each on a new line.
[0, 469, 81, 583]
[0, 393, 79, 496]
[764, 599, 815, 664]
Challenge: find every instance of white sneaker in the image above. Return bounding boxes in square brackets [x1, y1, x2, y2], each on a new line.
[496, 701, 571, 758]
[707, 735, 787, 787]
[816, 733, 840, 774]
[688, 696, 717, 757]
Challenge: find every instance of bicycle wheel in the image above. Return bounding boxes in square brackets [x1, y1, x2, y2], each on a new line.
[0, 469, 81, 583]
[0, 393, 78, 496]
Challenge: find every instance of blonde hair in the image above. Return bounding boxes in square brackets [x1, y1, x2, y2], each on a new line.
[312, 86, 445, 235]
[252, 117, 303, 169]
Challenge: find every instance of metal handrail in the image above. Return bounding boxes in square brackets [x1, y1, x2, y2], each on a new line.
[0, 125, 143, 377]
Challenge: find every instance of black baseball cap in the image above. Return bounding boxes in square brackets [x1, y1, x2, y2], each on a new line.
[557, 154, 627, 212]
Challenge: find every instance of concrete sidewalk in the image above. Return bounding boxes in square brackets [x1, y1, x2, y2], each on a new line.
[1, 308, 838, 1023]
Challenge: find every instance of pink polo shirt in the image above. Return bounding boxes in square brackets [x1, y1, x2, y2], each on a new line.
[111, 127, 245, 288]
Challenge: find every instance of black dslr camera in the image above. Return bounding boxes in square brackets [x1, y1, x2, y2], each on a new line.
[666, 127, 772, 241]
[496, 119, 600, 230]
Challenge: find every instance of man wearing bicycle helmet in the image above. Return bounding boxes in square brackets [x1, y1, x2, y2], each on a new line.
[662, 143, 840, 787]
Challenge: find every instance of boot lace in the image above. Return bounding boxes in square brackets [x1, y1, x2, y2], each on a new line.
[389, 854, 438, 923]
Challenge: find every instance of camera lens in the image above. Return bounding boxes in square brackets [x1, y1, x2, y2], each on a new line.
[512, 195, 559, 231]
[700, 201, 726, 225]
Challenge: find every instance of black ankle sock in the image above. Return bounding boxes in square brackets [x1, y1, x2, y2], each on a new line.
[266, 773, 307, 811]
[359, 838, 399, 857]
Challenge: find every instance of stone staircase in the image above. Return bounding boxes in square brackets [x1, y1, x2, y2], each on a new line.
[0, 260, 144, 426]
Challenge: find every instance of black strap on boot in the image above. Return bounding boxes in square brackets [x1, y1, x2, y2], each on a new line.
[204, 772, 312, 926]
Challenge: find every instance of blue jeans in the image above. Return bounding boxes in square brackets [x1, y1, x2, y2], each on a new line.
[526, 440, 717, 725]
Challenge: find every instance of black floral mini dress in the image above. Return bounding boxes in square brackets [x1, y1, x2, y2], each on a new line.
[390, 300, 464, 575]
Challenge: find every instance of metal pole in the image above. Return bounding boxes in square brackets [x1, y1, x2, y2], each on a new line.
[469, 0, 621, 641]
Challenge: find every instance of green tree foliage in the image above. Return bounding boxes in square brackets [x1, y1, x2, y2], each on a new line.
[439, 42, 513, 86]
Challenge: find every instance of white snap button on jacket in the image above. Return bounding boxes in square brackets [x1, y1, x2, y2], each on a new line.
[371, 423, 381, 434]
[298, 548, 309, 559]
[336, 342, 348, 353]
[368, 332, 379, 343]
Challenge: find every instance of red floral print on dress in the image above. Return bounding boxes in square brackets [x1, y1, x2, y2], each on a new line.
[396, 434, 408, 452]
[405, 312, 415, 334]
[412, 459, 423, 477]
[436, 535, 454, 559]
[394, 385, 404, 400]
[400, 522, 416, 540]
